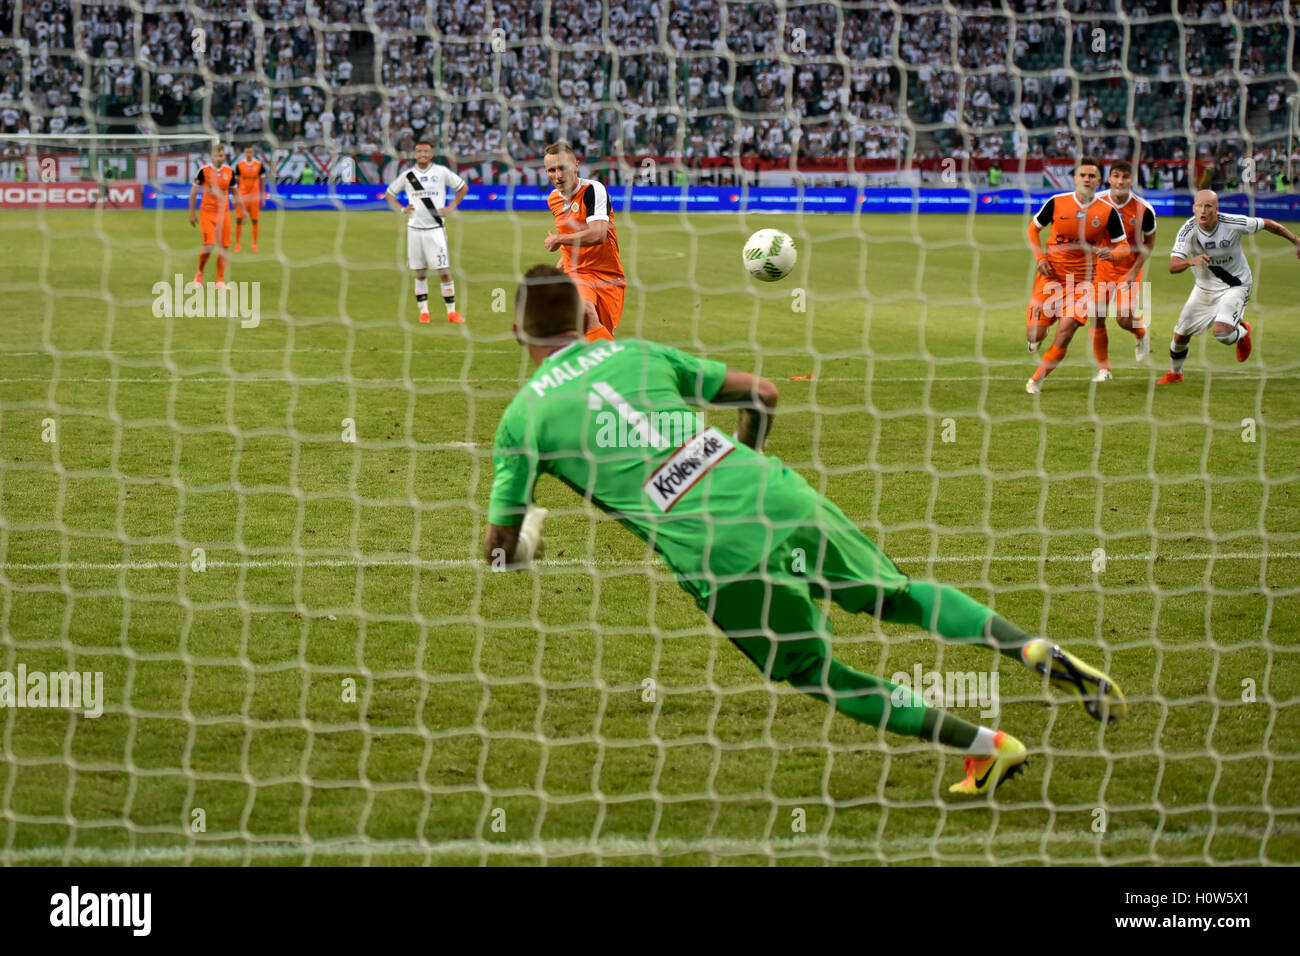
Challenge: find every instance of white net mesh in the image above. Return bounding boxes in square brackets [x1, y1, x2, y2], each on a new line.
[0, 0, 1297, 865]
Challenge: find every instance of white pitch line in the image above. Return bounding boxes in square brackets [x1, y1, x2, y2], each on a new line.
[3, 821, 1294, 863]
[3, 347, 1299, 375]
[2, 551, 1297, 572]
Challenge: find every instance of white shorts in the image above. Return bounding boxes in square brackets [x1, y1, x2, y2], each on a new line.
[1174, 285, 1249, 337]
[406, 227, 449, 271]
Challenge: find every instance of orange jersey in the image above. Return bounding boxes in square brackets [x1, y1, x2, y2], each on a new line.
[548, 177, 624, 281]
[234, 157, 266, 195]
[195, 163, 235, 215]
[1029, 191, 1129, 281]
[1096, 189, 1156, 282]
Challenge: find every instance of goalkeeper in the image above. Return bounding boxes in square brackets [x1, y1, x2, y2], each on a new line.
[484, 266, 1127, 796]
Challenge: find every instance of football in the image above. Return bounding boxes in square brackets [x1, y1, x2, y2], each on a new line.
[742, 228, 797, 282]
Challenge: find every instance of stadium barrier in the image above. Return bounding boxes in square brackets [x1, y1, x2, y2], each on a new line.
[94, 183, 1300, 218]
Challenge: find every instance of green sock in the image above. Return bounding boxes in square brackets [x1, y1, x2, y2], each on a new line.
[919, 707, 981, 750]
[882, 581, 1035, 662]
[785, 655, 979, 746]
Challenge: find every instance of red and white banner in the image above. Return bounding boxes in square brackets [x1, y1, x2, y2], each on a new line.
[1040, 163, 1076, 190]
[155, 155, 188, 181]
[0, 181, 143, 209]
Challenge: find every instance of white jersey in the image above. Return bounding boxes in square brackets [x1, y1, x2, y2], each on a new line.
[387, 162, 466, 230]
[1171, 212, 1264, 293]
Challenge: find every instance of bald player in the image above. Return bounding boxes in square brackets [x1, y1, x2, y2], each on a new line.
[189, 143, 246, 288]
[543, 142, 626, 342]
[1159, 190, 1300, 385]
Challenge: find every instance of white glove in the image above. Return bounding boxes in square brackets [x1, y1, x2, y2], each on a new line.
[514, 506, 549, 566]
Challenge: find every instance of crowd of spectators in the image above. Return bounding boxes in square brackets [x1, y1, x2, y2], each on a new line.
[0, 0, 1295, 188]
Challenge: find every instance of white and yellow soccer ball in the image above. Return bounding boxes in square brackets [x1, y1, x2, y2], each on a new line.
[742, 228, 797, 282]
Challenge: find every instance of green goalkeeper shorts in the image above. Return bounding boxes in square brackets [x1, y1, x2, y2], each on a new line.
[706, 497, 911, 683]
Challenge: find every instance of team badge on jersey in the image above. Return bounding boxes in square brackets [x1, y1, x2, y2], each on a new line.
[570, 201, 580, 213]
[1091, 218, 1100, 227]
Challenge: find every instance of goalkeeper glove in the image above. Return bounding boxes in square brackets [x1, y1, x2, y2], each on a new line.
[514, 506, 549, 566]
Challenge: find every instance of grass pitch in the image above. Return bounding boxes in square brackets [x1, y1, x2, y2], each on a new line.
[0, 204, 1297, 865]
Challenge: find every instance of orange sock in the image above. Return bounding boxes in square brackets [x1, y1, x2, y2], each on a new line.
[1032, 344, 1067, 382]
[251, 221, 259, 244]
[198, 251, 210, 273]
[1132, 324, 1147, 340]
[1091, 326, 1110, 368]
[235, 220, 243, 246]
[216, 257, 225, 281]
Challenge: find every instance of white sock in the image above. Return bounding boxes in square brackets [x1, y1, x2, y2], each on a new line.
[441, 280, 455, 313]
[968, 726, 998, 758]
[1170, 342, 1188, 373]
[415, 277, 429, 313]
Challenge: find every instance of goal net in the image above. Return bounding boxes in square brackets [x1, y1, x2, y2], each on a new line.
[0, 0, 1296, 866]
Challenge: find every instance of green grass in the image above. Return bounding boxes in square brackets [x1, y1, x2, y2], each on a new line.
[0, 205, 1297, 865]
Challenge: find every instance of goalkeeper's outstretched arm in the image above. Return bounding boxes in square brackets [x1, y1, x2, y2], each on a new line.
[483, 522, 520, 565]
[710, 369, 779, 452]
[483, 507, 548, 568]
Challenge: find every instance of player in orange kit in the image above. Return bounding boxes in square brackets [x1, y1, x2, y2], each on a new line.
[1024, 156, 1130, 393]
[233, 144, 269, 253]
[543, 142, 626, 342]
[1093, 160, 1158, 373]
[189, 143, 245, 288]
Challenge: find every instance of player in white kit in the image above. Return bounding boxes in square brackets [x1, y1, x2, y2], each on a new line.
[1159, 190, 1300, 385]
[385, 141, 469, 324]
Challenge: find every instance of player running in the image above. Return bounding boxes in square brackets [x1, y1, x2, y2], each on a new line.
[543, 142, 626, 342]
[1025, 156, 1131, 393]
[189, 143, 245, 289]
[385, 141, 468, 324]
[1158, 190, 1300, 385]
[233, 144, 269, 253]
[483, 265, 1128, 796]
[1094, 161, 1157, 375]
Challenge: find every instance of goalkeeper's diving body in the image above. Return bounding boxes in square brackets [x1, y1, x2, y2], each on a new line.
[483, 266, 1128, 795]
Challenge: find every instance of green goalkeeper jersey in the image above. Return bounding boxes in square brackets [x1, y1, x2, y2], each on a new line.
[488, 337, 826, 604]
